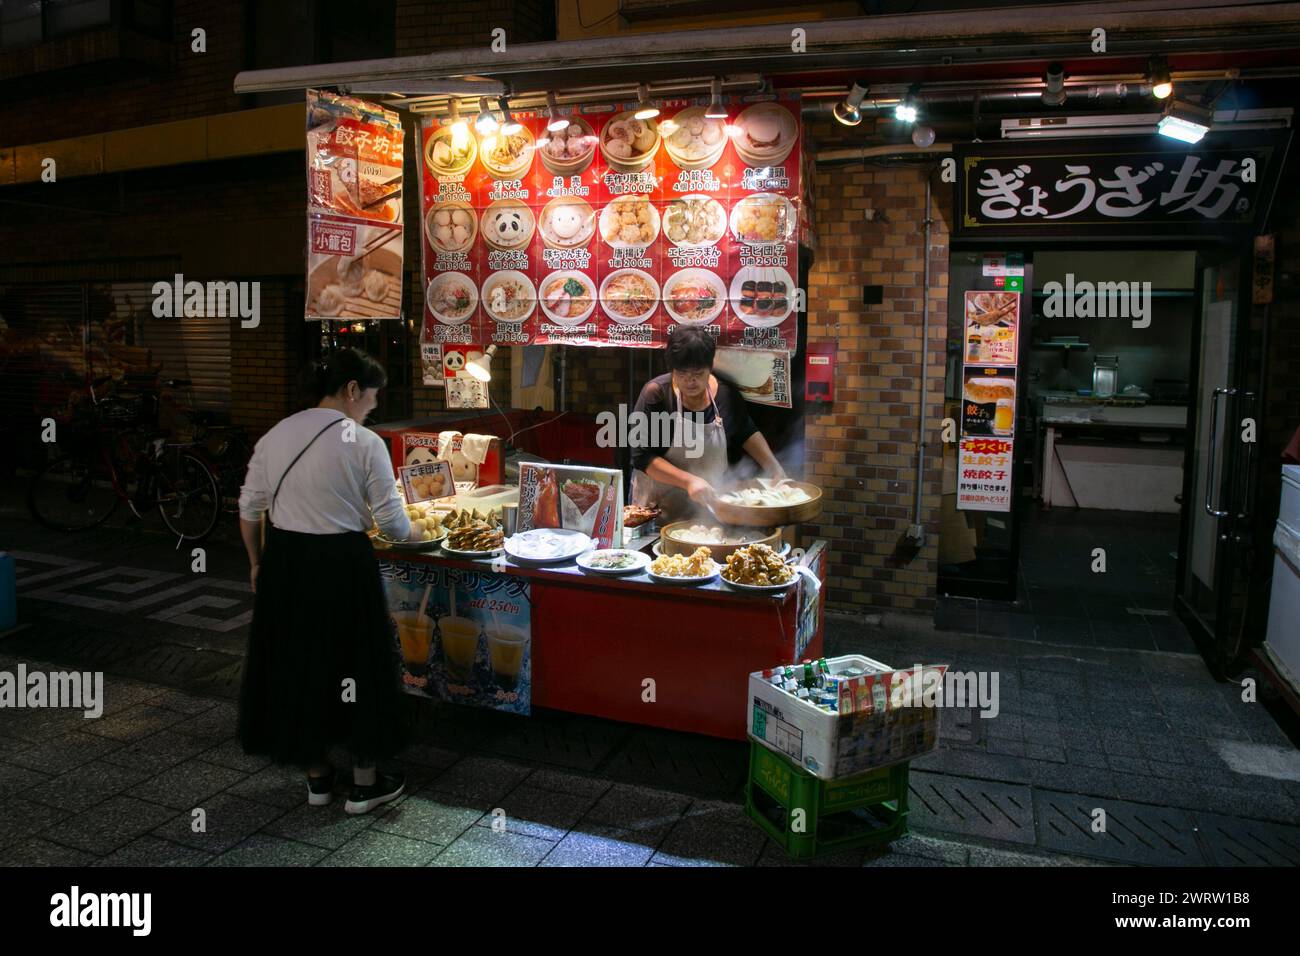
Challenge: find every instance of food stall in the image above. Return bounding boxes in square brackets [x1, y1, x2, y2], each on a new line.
[295, 83, 825, 741]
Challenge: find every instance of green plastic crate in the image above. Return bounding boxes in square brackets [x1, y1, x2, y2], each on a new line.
[744, 740, 909, 860]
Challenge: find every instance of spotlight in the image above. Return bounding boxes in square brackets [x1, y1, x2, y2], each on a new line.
[634, 82, 660, 120]
[895, 96, 918, 124]
[1157, 99, 1211, 143]
[1042, 62, 1066, 107]
[1149, 55, 1173, 100]
[546, 92, 569, 133]
[833, 81, 869, 127]
[705, 78, 728, 120]
[498, 96, 522, 135]
[475, 96, 498, 135]
[466, 345, 498, 383]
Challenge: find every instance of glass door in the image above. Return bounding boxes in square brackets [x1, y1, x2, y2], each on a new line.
[1177, 247, 1258, 676]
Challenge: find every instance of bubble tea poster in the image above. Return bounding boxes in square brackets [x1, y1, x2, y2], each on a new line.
[382, 561, 532, 715]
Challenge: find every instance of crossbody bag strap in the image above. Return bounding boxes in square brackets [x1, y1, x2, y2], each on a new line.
[270, 416, 348, 521]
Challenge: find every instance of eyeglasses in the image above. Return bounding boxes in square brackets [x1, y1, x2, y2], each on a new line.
[674, 368, 710, 383]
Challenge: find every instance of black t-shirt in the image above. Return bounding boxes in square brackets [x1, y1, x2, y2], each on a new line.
[630, 373, 759, 473]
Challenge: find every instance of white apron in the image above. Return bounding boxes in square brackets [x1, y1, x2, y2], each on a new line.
[630, 380, 728, 523]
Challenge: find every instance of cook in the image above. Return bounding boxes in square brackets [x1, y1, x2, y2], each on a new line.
[629, 327, 785, 522]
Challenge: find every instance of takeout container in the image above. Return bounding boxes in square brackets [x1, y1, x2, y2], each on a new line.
[711, 480, 823, 527]
[659, 521, 780, 560]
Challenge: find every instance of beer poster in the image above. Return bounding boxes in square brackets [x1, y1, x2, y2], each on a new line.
[381, 561, 532, 715]
[963, 290, 1019, 365]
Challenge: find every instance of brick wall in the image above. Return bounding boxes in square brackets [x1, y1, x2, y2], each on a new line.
[395, 0, 554, 55]
[799, 117, 949, 613]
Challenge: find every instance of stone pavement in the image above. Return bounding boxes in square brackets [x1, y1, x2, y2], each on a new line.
[2, 502, 1299, 867]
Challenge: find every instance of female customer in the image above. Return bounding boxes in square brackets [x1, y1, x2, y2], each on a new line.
[237, 347, 413, 815]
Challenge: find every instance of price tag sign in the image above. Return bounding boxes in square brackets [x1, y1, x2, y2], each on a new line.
[398, 461, 455, 503]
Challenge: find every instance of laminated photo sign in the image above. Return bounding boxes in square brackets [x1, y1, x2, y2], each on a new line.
[517, 462, 623, 548]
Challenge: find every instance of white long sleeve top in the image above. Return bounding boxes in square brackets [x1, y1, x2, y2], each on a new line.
[238, 407, 411, 539]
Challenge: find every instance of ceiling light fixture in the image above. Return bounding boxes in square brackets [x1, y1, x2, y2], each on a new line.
[833, 81, 870, 126]
[634, 82, 660, 120]
[1149, 55, 1173, 100]
[546, 91, 569, 133]
[895, 88, 919, 124]
[705, 78, 728, 120]
[1041, 62, 1067, 107]
[1157, 99, 1212, 143]
[475, 96, 498, 135]
[498, 96, 522, 135]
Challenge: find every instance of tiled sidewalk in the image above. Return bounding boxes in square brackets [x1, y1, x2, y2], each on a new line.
[0, 656, 1077, 867]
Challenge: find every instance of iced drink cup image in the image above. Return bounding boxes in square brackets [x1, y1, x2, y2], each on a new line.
[487, 624, 526, 691]
[393, 611, 432, 667]
[439, 615, 480, 680]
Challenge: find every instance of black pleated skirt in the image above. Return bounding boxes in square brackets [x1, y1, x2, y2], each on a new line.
[237, 526, 410, 766]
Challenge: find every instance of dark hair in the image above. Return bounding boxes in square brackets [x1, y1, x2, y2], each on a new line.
[666, 327, 715, 371]
[311, 347, 387, 402]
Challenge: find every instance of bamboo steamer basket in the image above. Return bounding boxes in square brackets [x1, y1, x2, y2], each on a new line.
[659, 521, 781, 560]
[709, 480, 823, 527]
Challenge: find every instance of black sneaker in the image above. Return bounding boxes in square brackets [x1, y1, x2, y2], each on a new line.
[344, 771, 406, 815]
[307, 768, 336, 807]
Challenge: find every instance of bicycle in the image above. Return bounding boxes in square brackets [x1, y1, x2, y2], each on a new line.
[27, 376, 223, 541]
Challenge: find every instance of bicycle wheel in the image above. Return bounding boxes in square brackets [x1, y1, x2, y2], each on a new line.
[156, 451, 222, 541]
[27, 448, 120, 531]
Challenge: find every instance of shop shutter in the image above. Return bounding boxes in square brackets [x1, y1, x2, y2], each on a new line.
[0, 281, 90, 425]
[96, 283, 232, 412]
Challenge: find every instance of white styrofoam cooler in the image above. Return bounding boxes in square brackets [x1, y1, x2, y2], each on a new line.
[1263, 465, 1300, 695]
[746, 654, 943, 781]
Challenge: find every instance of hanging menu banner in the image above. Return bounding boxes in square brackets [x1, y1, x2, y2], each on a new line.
[418, 92, 802, 352]
[305, 90, 404, 320]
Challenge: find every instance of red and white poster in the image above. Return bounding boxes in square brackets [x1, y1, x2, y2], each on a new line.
[417, 92, 801, 352]
[306, 90, 404, 320]
[957, 437, 1014, 512]
[516, 463, 623, 548]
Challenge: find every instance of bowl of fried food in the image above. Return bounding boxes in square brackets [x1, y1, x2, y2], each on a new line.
[647, 546, 719, 585]
[720, 543, 798, 592]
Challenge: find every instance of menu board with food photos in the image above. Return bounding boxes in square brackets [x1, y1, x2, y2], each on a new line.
[418, 92, 801, 352]
[306, 90, 404, 320]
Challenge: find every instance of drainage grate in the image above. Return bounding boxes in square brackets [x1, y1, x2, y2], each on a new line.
[112, 644, 241, 688]
[1035, 790, 1206, 865]
[907, 771, 1036, 845]
[1192, 811, 1300, 866]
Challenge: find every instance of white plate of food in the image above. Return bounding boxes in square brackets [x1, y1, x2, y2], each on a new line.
[505, 528, 592, 565]
[480, 127, 535, 179]
[661, 107, 728, 169]
[731, 102, 798, 167]
[720, 543, 800, 591]
[663, 269, 726, 326]
[600, 269, 659, 325]
[426, 202, 477, 255]
[662, 195, 727, 248]
[730, 193, 796, 246]
[440, 543, 504, 559]
[440, 521, 505, 558]
[424, 126, 477, 178]
[426, 272, 478, 325]
[577, 548, 651, 576]
[482, 271, 537, 324]
[729, 267, 794, 327]
[539, 197, 597, 249]
[599, 196, 660, 249]
[646, 548, 720, 585]
[538, 271, 597, 326]
[481, 199, 536, 252]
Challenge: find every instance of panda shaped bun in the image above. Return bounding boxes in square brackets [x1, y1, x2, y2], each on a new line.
[484, 203, 534, 250]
